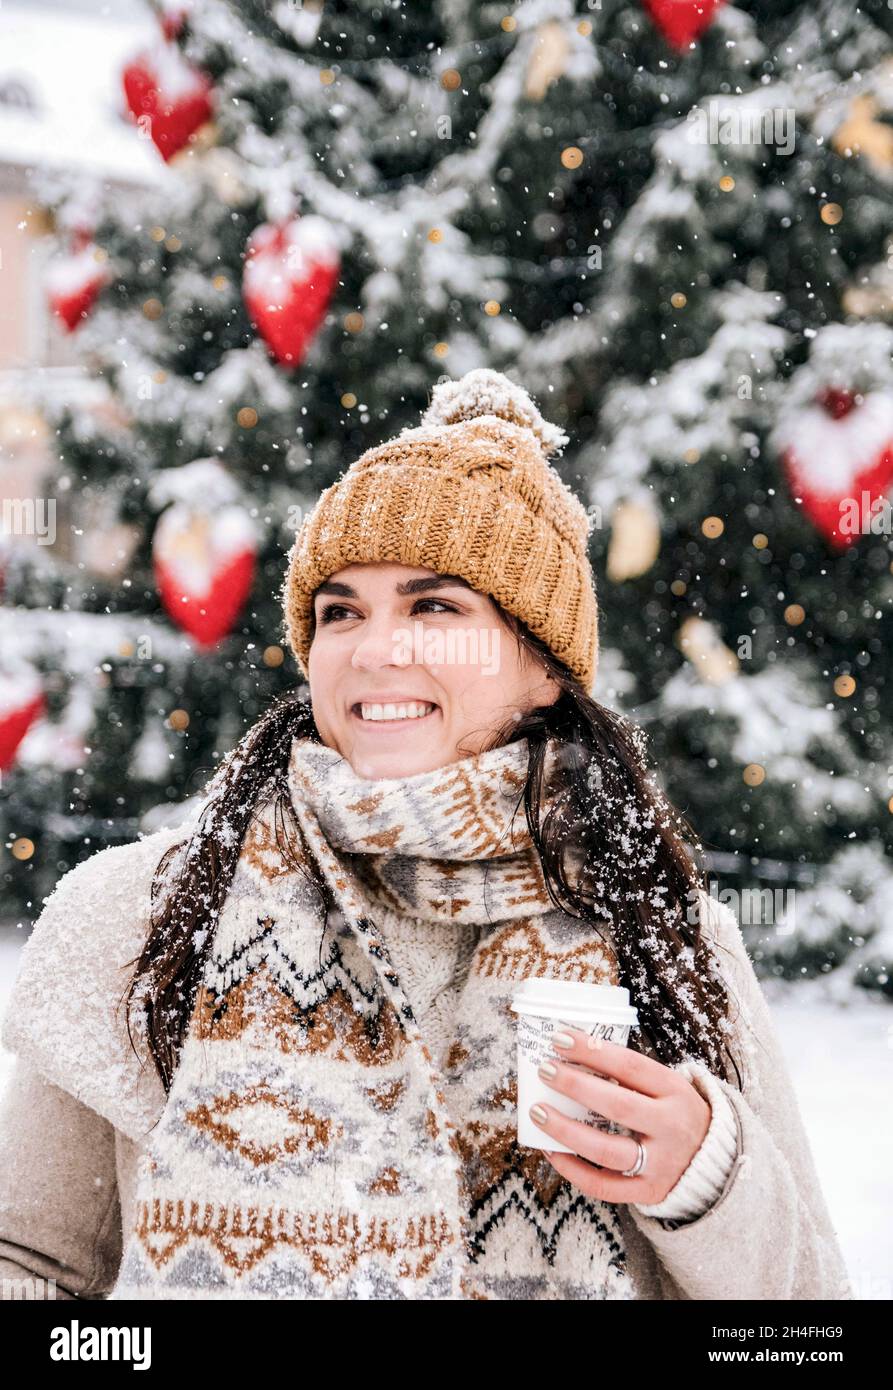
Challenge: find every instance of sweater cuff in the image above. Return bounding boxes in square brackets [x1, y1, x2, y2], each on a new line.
[630, 1060, 739, 1224]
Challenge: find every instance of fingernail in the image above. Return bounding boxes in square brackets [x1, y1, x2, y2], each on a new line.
[538, 1060, 558, 1079]
[553, 1031, 575, 1049]
[530, 1104, 548, 1124]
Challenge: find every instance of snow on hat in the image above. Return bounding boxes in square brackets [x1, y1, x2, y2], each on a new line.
[281, 367, 599, 693]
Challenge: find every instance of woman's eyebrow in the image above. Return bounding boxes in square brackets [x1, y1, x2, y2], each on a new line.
[313, 574, 476, 600]
[397, 574, 476, 595]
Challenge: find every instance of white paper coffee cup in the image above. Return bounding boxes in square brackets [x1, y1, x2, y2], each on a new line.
[510, 978, 640, 1154]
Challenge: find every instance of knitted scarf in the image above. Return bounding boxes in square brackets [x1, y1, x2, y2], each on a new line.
[109, 735, 636, 1300]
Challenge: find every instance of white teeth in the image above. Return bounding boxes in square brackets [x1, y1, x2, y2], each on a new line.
[358, 701, 435, 722]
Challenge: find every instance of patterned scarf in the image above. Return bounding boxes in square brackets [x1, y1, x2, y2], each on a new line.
[109, 734, 635, 1300]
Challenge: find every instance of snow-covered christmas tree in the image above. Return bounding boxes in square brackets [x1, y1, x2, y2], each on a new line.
[2, 0, 892, 1000]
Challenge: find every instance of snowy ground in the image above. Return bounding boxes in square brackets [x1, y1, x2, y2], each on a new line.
[0, 927, 889, 1299]
[759, 976, 893, 1302]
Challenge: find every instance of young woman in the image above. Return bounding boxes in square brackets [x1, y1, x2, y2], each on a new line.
[0, 370, 851, 1301]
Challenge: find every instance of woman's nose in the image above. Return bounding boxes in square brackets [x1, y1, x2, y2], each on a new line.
[349, 614, 413, 668]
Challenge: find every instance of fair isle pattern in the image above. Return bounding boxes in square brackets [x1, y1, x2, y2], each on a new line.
[289, 738, 555, 927]
[109, 737, 636, 1300]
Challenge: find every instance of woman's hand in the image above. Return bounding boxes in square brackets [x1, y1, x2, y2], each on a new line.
[529, 1026, 712, 1204]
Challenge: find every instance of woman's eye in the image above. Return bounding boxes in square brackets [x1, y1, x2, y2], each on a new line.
[318, 603, 352, 624]
[414, 598, 457, 615]
[317, 598, 458, 625]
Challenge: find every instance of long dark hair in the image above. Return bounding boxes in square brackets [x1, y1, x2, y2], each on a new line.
[123, 597, 744, 1096]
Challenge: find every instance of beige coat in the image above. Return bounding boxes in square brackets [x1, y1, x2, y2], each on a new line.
[0, 824, 853, 1300]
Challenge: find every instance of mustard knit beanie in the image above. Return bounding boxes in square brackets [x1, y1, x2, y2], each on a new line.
[282, 368, 599, 693]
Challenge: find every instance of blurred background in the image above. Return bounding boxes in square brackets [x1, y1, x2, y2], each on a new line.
[0, 0, 891, 1295]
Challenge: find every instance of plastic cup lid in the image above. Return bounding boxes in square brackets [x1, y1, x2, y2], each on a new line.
[509, 976, 639, 1026]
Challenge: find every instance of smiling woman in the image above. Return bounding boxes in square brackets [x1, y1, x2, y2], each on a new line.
[0, 368, 851, 1301]
[307, 562, 561, 779]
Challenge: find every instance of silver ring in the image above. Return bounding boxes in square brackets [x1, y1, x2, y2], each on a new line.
[621, 1138, 647, 1178]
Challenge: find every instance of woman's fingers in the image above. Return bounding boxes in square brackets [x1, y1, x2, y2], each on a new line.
[539, 1055, 658, 1132]
[544, 1144, 659, 1204]
[550, 1027, 684, 1099]
[531, 1101, 643, 1177]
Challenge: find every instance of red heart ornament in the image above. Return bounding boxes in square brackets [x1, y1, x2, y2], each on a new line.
[642, 0, 725, 50]
[122, 42, 212, 162]
[243, 216, 340, 367]
[0, 679, 45, 773]
[46, 235, 108, 333]
[779, 388, 893, 550]
[153, 505, 257, 646]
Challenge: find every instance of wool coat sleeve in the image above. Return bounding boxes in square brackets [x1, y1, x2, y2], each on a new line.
[0, 1058, 122, 1300]
[624, 893, 853, 1301]
[0, 826, 182, 1138]
[0, 823, 189, 1302]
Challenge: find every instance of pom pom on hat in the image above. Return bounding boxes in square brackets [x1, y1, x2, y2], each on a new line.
[417, 367, 569, 458]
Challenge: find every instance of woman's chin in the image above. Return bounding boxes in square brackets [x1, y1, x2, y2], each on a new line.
[342, 708, 441, 769]
[344, 724, 457, 780]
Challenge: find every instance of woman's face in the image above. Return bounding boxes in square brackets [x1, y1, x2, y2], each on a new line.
[308, 561, 560, 778]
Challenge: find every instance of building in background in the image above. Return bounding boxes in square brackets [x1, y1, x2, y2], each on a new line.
[0, 0, 164, 542]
